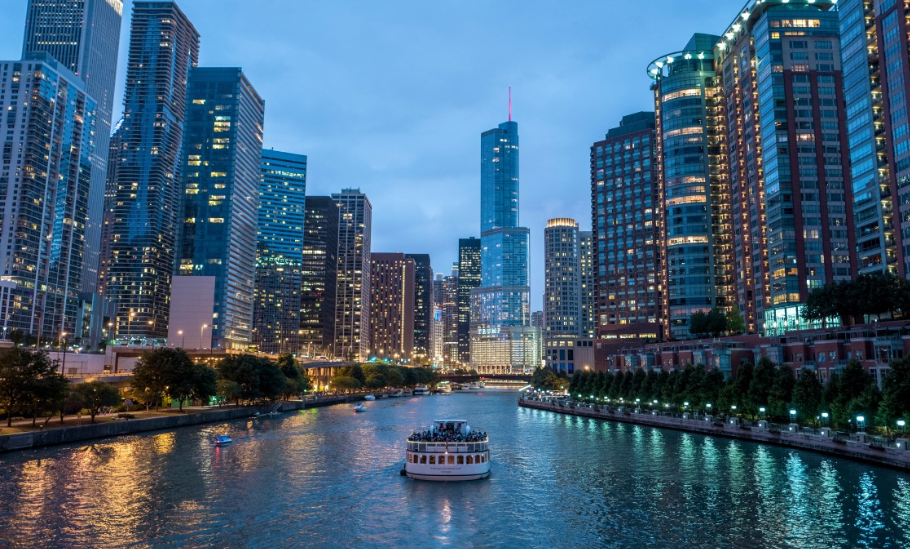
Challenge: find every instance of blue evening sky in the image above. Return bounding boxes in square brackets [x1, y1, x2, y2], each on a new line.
[0, 0, 736, 310]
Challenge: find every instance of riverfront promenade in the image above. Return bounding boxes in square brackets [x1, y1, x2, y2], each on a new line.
[0, 394, 361, 453]
[519, 396, 910, 471]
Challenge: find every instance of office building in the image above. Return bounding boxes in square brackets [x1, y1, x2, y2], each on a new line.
[456, 237, 481, 364]
[443, 266, 459, 368]
[300, 196, 339, 357]
[253, 150, 307, 355]
[370, 253, 415, 361]
[333, 189, 372, 360]
[405, 253, 433, 363]
[579, 230, 596, 339]
[106, 2, 199, 341]
[0, 55, 97, 337]
[23, 0, 123, 294]
[544, 218, 582, 337]
[173, 67, 265, 350]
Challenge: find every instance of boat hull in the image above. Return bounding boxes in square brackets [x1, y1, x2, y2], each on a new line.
[405, 470, 490, 481]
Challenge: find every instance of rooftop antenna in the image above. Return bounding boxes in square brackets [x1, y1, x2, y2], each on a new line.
[508, 86, 512, 121]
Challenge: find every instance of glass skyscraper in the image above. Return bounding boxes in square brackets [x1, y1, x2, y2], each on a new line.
[470, 119, 539, 373]
[253, 150, 307, 355]
[22, 0, 123, 295]
[106, 2, 199, 342]
[333, 189, 372, 361]
[456, 237, 481, 365]
[299, 196, 339, 357]
[174, 67, 265, 350]
[404, 253, 433, 363]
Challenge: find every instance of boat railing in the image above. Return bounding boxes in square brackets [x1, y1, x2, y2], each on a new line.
[406, 440, 489, 453]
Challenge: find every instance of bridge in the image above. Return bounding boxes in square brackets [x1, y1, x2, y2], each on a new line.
[438, 373, 532, 383]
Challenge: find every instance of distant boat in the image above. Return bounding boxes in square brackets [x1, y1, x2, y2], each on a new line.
[364, 394, 376, 401]
[414, 385, 430, 396]
[215, 435, 232, 446]
[437, 382, 452, 394]
[355, 403, 367, 412]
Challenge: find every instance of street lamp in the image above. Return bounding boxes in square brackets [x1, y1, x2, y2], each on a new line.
[759, 406, 766, 418]
[201, 324, 208, 351]
[821, 412, 830, 427]
[128, 312, 135, 344]
[178, 330, 184, 349]
[898, 419, 906, 433]
[790, 409, 797, 422]
[857, 415, 866, 432]
[60, 332, 68, 374]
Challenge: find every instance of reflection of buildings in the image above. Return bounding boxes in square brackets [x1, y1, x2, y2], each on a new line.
[470, 118, 539, 373]
[369, 253, 415, 361]
[333, 189, 372, 360]
[253, 150, 307, 354]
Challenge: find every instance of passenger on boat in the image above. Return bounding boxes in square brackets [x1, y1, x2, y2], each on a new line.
[407, 429, 487, 443]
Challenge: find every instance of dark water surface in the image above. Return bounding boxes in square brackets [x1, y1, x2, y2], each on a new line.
[0, 390, 908, 548]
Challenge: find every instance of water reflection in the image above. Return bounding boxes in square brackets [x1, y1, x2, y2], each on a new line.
[0, 391, 906, 549]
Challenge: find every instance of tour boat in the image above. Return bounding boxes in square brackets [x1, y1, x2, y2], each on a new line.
[363, 394, 376, 401]
[404, 419, 490, 481]
[355, 403, 367, 412]
[457, 382, 480, 391]
[414, 385, 430, 395]
[215, 435, 232, 446]
[437, 382, 452, 394]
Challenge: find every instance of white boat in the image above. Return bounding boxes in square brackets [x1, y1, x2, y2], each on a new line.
[215, 435, 232, 446]
[363, 394, 376, 401]
[457, 382, 480, 391]
[355, 403, 367, 412]
[437, 382, 452, 394]
[404, 420, 490, 481]
[389, 389, 403, 398]
[414, 385, 430, 395]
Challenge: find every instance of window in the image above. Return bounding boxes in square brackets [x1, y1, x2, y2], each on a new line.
[420, 455, 426, 464]
[429, 455, 436, 465]
[448, 455, 455, 465]
[466, 455, 474, 465]
[457, 455, 464, 464]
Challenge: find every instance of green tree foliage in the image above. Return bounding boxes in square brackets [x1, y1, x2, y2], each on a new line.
[217, 354, 287, 404]
[75, 381, 121, 422]
[330, 376, 362, 392]
[876, 356, 910, 433]
[748, 357, 776, 416]
[825, 359, 881, 429]
[278, 354, 314, 397]
[336, 364, 365, 385]
[0, 348, 64, 427]
[803, 272, 910, 325]
[792, 368, 823, 426]
[726, 306, 746, 334]
[531, 367, 567, 392]
[768, 365, 795, 420]
[133, 348, 217, 411]
[689, 311, 709, 338]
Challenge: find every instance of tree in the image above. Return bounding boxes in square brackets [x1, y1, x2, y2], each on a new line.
[278, 354, 314, 397]
[75, 381, 121, 422]
[336, 364, 365, 385]
[531, 367, 567, 392]
[132, 348, 184, 410]
[830, 359, 879, 429]
[331, 376, 362, 392]
[189, 363, 218, 406]
[792, 368, 823, 426]
[217, 379, 243, 406]
[707, 308, 728, 338]
[689, 311, 709, 338]
[29, 371, 69, 427]
[877, 356, 910, 433]
[726, 306, 746, 334]
[217, 354, 286, 403]
[748, 357, 776, 417]
[0, 348, 58, 427]
[768, 366, 795, 421]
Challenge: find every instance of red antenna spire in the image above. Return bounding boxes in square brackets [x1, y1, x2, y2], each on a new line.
[508, 86, 512, 121]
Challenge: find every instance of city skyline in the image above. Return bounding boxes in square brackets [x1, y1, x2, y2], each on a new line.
[0, 0, 737, 311]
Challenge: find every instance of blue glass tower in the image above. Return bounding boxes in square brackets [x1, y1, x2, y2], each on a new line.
[470, 119, 538, 373]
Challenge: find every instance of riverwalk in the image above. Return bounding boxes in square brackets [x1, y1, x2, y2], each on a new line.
[0, 394, 360, 453]
[519, 397, 910, 471]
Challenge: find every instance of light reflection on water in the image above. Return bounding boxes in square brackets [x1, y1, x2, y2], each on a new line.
[0, 390, 908, 549]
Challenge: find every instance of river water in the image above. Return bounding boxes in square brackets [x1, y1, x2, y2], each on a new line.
[0, 389, 908, 548]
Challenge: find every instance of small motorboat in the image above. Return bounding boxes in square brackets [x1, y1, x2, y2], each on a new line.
[364, 394, 376, 401]
[355, 403, 367, 413]
[215, 435, 232, 446]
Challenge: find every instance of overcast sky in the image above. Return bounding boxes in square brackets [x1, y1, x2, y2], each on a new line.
[1, 0, 736, 310]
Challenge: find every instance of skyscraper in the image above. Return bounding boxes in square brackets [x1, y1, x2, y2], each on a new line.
[840, 0, 909, 277]
[456, 237, 481, 365]
[370, 253, 415, 361]
[544, 218, 582, 337]
[106, 2, 199, 341]
[22, 0, 123, 295]
[253, 150, 307, 355]
[470, 117, 539, 373]
[443, 265, 459, 368]
[579, 230, 596, 339]
[404, 253, 433, 363]
[300, 196, 339, 357]
[715, 2, 853, 335]
[590, 112, 662, 342]
[333, 189, 372, 360]
[173, 67, 265, 350]
[0, 55, 97, 337]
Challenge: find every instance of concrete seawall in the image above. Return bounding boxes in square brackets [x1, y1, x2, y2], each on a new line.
[519, 399, 910, 471]
[0, 396, 356, 453]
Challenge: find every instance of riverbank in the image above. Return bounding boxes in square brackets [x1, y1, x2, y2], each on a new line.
[0, 395, 360, 453]
[519, 397, 910, 471]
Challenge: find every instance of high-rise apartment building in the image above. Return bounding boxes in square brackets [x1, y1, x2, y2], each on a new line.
[97, 118, 123, 297]
[405, 253, 433, 363]
[22, 0, 123, 295]
[443, 266, 459, 368]
[456, 237, 481, 365]
[0, 55, 97, 337]
[174, 67, 265, 350]
[106, 2, 199, 341]
[470, 119, 539, 373]
[715, 2, 853, 335]
[300, 196, 339, 357]
[253, 150, 307, 354]
[840, 0, 910, 277]
[579, 230, 596, 339]
[591, 112, 663, 342]
[544, 218, 582, 337]
[333, 189, 372, 360]
[370, 253, 415, 361]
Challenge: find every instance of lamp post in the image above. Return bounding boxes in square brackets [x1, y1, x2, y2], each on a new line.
[759, 406, 766, 419]
[821, 412, 830, 427]
[60, 332, 68, 375]
[856, 415, 866, 432]
[898, 419, 906, 434]
[201, 324, 208, 351]
[178, 330, 184, 349]
[128, 312, 135, 345]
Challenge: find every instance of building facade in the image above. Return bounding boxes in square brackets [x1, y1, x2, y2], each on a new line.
[333, 189, 372, 360]
[0, 55, 97, 338]
[456, 237, 481, 365]
[299, 196, 338, 357]
[369, 253, 415, 361]
[470, 119, 539, 373]
[106, 2, 199, 342]
[591, 112, 663, 344]
[579, 230, 596, 339]
[405, 253, 433, 364]
[23, 0, 123, 295]
[544, 218, 582, 337]
[253, 150, 307, 354]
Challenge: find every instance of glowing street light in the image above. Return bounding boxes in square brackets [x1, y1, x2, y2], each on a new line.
[857, 415, 866, 431]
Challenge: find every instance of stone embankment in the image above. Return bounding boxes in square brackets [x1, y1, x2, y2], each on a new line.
[519, 398, 910, 471]
[0, 395, 357, 453]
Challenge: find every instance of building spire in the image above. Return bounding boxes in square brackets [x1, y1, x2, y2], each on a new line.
[508, 86, 512, 122]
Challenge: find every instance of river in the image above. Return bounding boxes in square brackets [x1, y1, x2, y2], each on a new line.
[0, 389, 908, 548]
